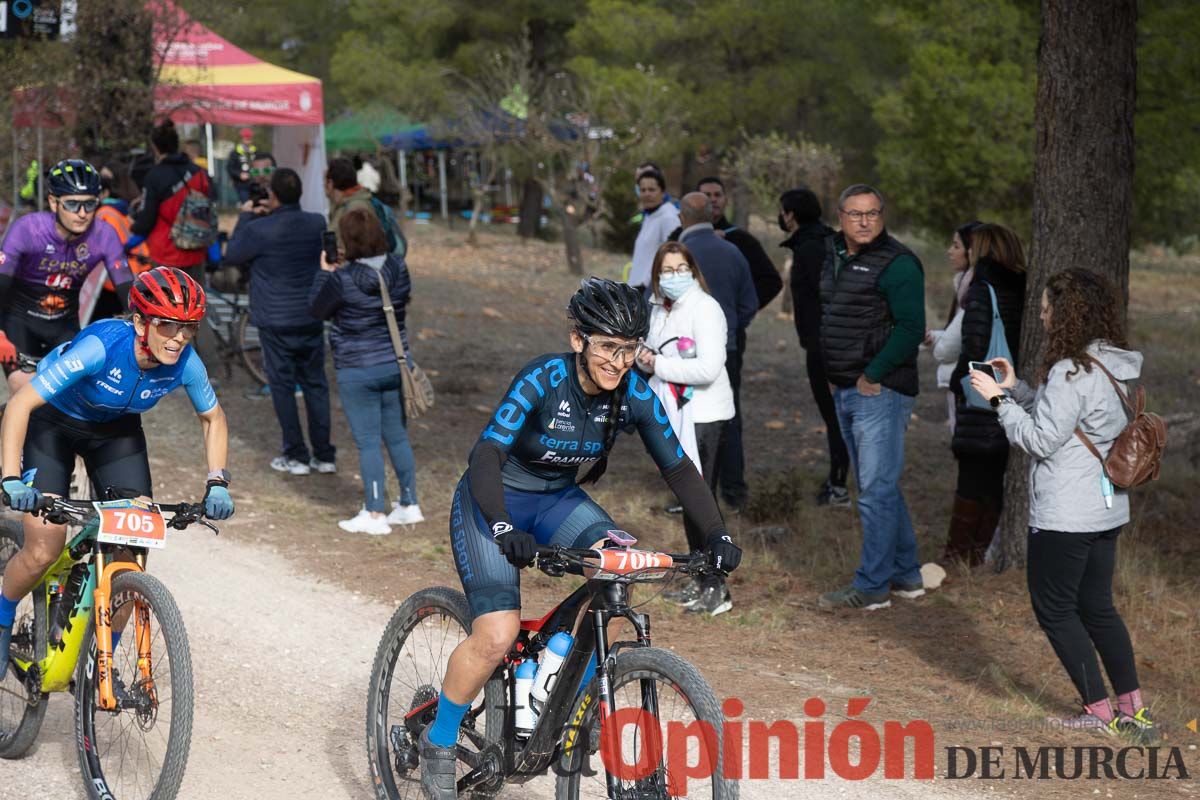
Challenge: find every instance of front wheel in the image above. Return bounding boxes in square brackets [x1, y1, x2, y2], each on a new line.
[556, 647, 737, 800]
[75, 570, 194, 800]
[366, 586, 505, 800]
[0, 521, 48, 759]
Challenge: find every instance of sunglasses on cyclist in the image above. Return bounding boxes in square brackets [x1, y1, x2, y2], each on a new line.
[58, 198, 99, 214]
[581, 333, 644, 364]
[150, 318, 200, 339]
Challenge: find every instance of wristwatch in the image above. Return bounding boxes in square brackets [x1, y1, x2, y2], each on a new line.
[207, 468, 232, 486]
[989, 394, 1013, 410]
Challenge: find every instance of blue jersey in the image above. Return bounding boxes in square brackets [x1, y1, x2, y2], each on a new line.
[476, 353, 686, 492]
[32, 319, 217, 422]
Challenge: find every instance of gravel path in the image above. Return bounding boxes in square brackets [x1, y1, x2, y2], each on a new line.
[1, 523, 986, 800]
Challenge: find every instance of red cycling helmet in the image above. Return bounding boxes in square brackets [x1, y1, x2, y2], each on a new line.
[130, 267, 206, 322]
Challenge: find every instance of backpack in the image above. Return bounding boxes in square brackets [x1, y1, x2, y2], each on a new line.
[168, 167, 218, 250]
[369, 196, 407, 259]
[1074, 357, 1168, 488]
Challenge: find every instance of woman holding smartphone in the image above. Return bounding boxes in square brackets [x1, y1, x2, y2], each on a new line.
[944, 224, 1026, 565]
[969, 268, 1155, 739]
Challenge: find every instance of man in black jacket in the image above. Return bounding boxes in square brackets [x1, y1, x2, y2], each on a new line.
[225, 168, 336, 476]
[780, 187, 848, 506]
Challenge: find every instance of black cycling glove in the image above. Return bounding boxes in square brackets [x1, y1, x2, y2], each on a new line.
[492, 522, 537, 569]
[705, 532, 742, 574]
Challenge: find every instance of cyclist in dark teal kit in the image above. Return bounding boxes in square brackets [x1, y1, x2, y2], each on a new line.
[0, 267, 234, 681]
[418, 277, 742, 799]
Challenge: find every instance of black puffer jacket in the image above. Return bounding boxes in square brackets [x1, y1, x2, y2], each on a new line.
[950, 258, 1027, 457]
[307, 255, 412, 370]
[782, 221, 834, 349]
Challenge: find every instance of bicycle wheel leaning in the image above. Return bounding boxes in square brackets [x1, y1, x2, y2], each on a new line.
[557, 646, 737, 800]
[233, 310, 268, 386]
[367, 586, 505, 800]
[75, 570, 194, 800]
[0, 520, 48, 759]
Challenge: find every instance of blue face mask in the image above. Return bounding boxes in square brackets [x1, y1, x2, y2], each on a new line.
[660, 274, 695, 301]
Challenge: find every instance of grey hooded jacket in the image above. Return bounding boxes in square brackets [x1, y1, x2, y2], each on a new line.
[997, 341, 1143, 532]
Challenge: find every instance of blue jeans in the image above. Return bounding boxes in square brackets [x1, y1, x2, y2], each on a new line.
[337, 370, 418, 512]
[259, 326, 335, 464]
[833, 385, 921, 595]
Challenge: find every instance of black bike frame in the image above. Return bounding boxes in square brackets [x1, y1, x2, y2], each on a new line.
[456, 576, 658, 795]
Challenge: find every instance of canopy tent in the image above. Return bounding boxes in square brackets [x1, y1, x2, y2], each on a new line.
[325, 108, 418, 153]
[151, 0, 327, 214]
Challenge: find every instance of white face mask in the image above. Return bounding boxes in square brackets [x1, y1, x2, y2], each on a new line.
[660, 274, 695, 300]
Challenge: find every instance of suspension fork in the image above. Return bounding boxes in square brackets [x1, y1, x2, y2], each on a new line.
[92, 551, 144, 711]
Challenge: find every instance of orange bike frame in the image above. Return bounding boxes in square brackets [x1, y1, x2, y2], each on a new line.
[92, 552, 148, 711]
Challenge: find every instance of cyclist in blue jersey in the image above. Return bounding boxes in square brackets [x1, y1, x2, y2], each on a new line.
[417, 277, 742, 799]
[0, 267, 233, 680]
[0, 159, 133, 396]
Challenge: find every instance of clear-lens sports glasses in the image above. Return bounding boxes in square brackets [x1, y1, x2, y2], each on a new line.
[151, 318, 200, 339]
[59, 198, 99, 214]
[582, 333, 643, 364]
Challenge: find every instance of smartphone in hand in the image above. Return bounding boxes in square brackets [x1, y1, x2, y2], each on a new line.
[322, 230, 339, 265]
[968, 361, 997, 381]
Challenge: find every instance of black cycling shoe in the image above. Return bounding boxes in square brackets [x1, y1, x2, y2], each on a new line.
[662, 576, 702, 607]
[0, 624, 12, 681]
[419, 726, 459, 799]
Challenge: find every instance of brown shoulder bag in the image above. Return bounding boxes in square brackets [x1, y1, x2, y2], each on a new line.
[1074, 357, 1167, 488]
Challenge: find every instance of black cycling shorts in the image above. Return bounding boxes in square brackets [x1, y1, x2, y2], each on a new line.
[3, 314, 79, 375]
[450, 472, 616, 619]
[22, 404, 152, 499]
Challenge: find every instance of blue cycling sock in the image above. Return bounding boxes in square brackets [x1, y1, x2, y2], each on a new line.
[427, 692, 471, 747]
[0, 594, 18, 627]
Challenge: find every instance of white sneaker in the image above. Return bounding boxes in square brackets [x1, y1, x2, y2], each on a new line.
[270, 456, 311, 476]
[386, 503, 425, 525]
[337, 509, 392, 535]
[309, 458, 337, 474]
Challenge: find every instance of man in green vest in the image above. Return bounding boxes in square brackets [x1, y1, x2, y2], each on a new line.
[817, 184, 926, 612]
[226, 128, 258, 203]
[18, 159, 39, 206]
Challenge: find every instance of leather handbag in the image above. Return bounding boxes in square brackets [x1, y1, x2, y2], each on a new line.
[1074, 357, 1167, 489]
[374, 267, 434, 420]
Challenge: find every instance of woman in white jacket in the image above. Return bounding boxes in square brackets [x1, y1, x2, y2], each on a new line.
[637, 241, 735, 615]
[926, 221, 981, 431]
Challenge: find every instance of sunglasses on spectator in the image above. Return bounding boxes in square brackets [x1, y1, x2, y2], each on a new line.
[59, 198, 99, 214]
[249, 166, 275, 177]
[581, 333, 644, 364]
[150, 318, 200, 339]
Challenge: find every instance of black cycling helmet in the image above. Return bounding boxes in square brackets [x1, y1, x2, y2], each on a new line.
[567, 277, 650, 341]
[46, 159, 103, 197]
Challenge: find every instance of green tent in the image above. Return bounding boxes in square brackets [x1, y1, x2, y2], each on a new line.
[325, 108, 419, 152]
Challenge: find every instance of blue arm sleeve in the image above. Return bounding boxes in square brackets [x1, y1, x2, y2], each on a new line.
[180, 348, 218, 414]
[624, 372, 686, 472]
[33, 335, 106, 402]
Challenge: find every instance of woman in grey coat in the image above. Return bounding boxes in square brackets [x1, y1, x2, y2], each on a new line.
[970, 269, 1155, 740]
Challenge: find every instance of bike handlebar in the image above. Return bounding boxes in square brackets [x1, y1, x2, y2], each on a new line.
[531, 544, 722, 580]
[31, 496, 220, 534]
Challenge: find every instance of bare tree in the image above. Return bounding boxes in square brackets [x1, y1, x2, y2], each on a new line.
[995, 0, 1137, 571]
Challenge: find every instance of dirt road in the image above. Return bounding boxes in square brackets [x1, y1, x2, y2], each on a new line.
[1, 517, 987, 800]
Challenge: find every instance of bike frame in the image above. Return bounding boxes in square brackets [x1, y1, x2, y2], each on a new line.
[12, 519, 151, 711]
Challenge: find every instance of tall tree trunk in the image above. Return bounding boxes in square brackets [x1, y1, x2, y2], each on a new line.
[560, 203, 584, 275]
[996, 0, 1136, 572]
[74, 0, 154, 156]
[517, 178, 543, 239]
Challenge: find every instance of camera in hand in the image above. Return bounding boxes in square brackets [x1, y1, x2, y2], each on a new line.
[248, 181, 269, 205]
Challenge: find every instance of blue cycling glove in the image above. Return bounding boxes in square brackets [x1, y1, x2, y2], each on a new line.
[206, 239, 222, 266]
[203, 482, 234, 520]
[2, 476, 42, 513]
[124, 233, 146, 254]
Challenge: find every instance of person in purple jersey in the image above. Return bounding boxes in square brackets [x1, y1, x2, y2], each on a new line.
[0, 159, 133, 396]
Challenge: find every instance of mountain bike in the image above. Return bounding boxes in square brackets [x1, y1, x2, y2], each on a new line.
[366, 531, 738, 799]
[0, 493, 218, 800]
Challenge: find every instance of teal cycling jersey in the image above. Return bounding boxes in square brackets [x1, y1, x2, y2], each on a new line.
[475, 352, 686, 492]
[32, 319, 217, 422]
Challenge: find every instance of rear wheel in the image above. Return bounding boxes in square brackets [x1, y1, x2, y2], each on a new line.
[556, 647, 737, 799]
[234, 310, 267, 386]
[0, 520, 49, 759]
[366, 586, 505, 800]
[75, 570, 194, 800]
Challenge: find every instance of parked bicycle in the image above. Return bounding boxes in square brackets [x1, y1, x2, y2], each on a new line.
[0, 493, 218, 800]
[366, 531, 737, 799]
[204, 283, 267, 386]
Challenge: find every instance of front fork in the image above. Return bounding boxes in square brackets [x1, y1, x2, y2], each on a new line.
[592, 584, 658, 798]
[92, 552, 151, 711]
